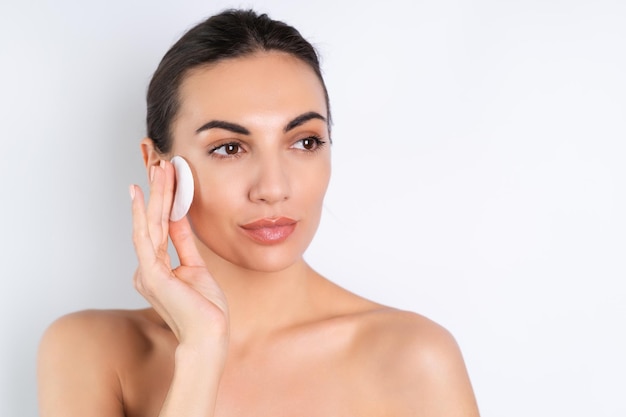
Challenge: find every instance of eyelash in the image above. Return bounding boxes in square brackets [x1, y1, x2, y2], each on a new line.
[209, 142, 244, 158]
[293, 135, 327, 152]
[208, 135, 327, 158]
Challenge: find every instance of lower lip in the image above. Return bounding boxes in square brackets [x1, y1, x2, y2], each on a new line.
[241, 224, 296, 244]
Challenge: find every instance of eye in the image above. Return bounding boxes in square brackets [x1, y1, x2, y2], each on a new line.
[210, 142, 243, 157]
[292, 136, 326, 151]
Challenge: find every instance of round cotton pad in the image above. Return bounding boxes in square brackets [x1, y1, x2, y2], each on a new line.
[169, 156, 194, 222]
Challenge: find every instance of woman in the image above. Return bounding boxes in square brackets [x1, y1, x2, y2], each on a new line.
[38, 9, 479, 416]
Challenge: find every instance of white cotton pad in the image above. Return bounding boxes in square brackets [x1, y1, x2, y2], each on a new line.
[169, 156, 194, 221]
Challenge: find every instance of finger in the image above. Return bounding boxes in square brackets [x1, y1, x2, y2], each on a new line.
[132, 267, 181, 337]
[146, 163, 166, 250]
[170, 215, 206, 267]
[130, 185, 157, 266]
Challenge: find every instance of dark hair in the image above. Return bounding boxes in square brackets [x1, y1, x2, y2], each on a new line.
[146, 9, 331, 153]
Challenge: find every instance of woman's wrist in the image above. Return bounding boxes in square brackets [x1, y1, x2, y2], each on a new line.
[157, 342, 227, 417]
[175, 338, 228, 371]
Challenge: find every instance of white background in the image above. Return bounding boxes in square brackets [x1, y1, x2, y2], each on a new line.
[1, 1, 625, 416]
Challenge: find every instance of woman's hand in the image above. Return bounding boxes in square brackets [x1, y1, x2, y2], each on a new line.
[130, 159, 229, 350]
[131, 159, 228, 416]
[130, 159, 228, 416]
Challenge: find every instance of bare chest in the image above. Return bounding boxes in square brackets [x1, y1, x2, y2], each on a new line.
[214, 346, 367, 417]
[123, 327, 384, 417]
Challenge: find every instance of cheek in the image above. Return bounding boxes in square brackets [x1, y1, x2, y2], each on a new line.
[187, 168, 245, 228]
[298, 158, 331, 214]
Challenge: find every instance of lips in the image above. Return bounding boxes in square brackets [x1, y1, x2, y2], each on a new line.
[240, 217, 297, 244]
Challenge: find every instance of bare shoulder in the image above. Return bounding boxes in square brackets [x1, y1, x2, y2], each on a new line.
[355, 308, 461, 362]
[38, 308, 171, 417]
[39, 308, 168, 362]
[350, 308, 480, 417]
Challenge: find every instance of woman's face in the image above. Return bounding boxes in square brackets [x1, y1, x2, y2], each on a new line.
[168, 51, 331, 273]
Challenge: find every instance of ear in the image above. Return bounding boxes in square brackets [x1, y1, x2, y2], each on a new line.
[140, 138, 163, 177]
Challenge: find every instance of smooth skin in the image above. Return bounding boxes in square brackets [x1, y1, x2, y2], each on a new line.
[38, 51, 480, 417]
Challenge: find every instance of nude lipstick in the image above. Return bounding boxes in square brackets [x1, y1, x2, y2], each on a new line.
[240, 217, 297, 244]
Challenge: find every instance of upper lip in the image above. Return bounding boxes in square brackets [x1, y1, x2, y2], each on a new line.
[241, 217, 297, 229]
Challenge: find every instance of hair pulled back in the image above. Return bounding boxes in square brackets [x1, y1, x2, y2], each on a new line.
[146, 9, 330, 153]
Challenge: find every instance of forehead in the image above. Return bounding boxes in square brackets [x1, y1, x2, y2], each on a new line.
[176, 51, 327, 126]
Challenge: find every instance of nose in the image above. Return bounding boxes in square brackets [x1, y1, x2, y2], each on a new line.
[248, 154, 291, 204]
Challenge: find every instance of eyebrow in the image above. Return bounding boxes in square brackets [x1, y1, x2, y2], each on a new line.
[283, 111, 327, 133]
[195, 120, 250, 135]
[195, 111, 327, 136]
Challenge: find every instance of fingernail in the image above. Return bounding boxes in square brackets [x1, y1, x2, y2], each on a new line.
[150, 166, 155, 182]
[160, 159, 166, 169]
[129, 184, 135, 200]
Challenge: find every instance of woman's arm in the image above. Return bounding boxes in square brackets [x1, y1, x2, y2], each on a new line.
[407, 327, 480, 417]
[38, 160, 229, 417]
[129, 159, 229, 417]
[37, 313, 125, 417]
[397, 321, 480, 417]
[365, 311, 480, 417]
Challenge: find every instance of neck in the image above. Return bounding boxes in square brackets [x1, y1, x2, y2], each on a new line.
[197, 247, 318, 346]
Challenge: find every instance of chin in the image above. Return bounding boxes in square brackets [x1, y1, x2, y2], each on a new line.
[241, 258, 303, 274]
[228, 241, 311, 274]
